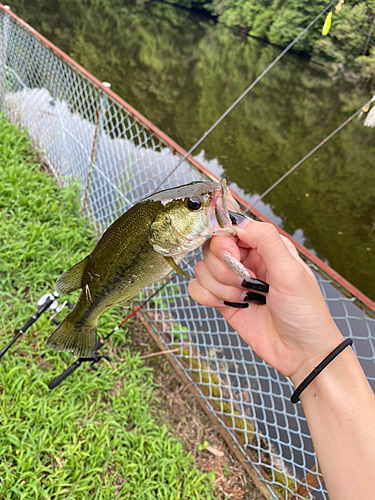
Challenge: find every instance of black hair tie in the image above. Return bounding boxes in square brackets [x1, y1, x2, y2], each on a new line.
[291, 338, 353, 404]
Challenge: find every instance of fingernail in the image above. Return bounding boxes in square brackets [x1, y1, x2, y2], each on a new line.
[222, 252, 251, 281]
[243, 292, 266, 305]
[223, 301, 249, 309]
[240, 278, 269, 293]
[238, 217, 251, 228]
[228, 212, 246, 226]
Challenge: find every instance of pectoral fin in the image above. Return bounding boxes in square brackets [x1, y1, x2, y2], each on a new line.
[164, 256, 192, 278]
[54, 257, 89, 295]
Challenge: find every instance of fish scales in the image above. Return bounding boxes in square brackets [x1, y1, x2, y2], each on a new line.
[60, 201, 180, 331]
[84, 201, 173, 307]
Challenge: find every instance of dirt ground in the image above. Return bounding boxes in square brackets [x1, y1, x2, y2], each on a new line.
[125, 317, 264, 500]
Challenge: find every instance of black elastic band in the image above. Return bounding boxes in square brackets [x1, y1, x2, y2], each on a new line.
[291, 338, 353, 404]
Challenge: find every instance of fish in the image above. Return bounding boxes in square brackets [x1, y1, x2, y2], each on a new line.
[322, 12, 332, 36]
[46, 179, 243, 358]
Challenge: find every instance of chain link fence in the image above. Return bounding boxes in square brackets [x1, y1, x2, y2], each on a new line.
[1, 6, 375, 499]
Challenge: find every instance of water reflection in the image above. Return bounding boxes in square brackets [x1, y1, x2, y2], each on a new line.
[11, 0, 375, 299]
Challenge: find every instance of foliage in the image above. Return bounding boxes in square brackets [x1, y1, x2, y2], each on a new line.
[197, 440, 209, 451]
[267, 0, 329, 51]
[312, 2, 372, 79]
[0, 115, 217, 499]
[209, 0, 275, 37]
[210, 0, 375, 82]
[356, 47, 375, 79]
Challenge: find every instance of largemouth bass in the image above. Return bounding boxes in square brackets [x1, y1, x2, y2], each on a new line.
[47, 179, 242, 358]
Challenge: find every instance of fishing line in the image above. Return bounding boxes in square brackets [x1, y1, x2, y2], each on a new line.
[246, 94, 375, 212]
[153, 0, 337, 193]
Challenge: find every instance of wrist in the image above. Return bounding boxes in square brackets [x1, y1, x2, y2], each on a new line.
[289, 327, 345, 389]
[294, 342, 375, 500]
[291, 338, 353, 404]
[298, 344, 355, 403]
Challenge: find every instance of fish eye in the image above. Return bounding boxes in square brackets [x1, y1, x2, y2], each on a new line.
[185, 197, 202, 211]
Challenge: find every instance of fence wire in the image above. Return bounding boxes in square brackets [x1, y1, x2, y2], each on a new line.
[1, 8, 374, 500]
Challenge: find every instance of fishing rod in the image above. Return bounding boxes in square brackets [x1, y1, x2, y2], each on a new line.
[246, 94, 375, 211]
[0, 293, 77, 361]
[0, 292, 61, 360]
[154, 0, 337, 193]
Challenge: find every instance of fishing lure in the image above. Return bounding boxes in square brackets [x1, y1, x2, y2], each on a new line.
[364, 106, 375, 128]
[322, 12, 332, 36]
[335, 0, 344, 14]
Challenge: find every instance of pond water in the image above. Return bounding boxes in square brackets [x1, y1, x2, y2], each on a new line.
[11, 0, 375, 300]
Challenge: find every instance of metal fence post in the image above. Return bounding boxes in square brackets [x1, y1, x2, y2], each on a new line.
[82, 81, 111, 215]
[49, 53, 73, 180]
[0, 5, 10, 111]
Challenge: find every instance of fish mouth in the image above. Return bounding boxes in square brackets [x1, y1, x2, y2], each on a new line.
[207, 179, 245, 235]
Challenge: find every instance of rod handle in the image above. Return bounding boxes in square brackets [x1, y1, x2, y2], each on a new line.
[48, 362, 80, 390]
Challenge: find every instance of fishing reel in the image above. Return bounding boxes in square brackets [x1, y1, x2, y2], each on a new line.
[0, 291, 112, 389]
[0, 292, 59, 360]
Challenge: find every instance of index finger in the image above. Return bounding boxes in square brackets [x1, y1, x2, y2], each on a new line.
[235, 219, 302, 277]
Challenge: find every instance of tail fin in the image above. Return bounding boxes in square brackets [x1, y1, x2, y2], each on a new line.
[46, 315, 97, 358]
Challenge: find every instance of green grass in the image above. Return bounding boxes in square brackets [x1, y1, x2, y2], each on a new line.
[0, 115, 216, 499]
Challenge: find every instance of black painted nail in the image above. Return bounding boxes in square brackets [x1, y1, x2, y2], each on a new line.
[228, 211, 247, 226]
[243, 292, 267, 305]
[241, 278, 269, 293]
[223, 301, 249, 309]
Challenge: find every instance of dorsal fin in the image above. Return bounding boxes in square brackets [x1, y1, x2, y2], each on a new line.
[54, 257, 88, 295]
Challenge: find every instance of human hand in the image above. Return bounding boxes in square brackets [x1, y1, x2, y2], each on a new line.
[188, 219, 344, 386]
